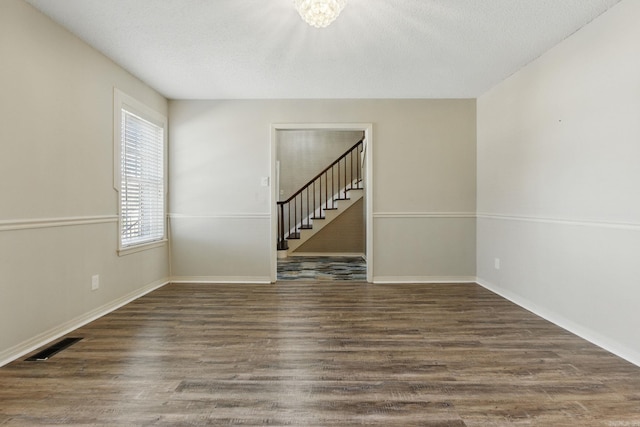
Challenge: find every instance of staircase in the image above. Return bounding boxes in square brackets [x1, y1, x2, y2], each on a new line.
[277, 139, 364, 256]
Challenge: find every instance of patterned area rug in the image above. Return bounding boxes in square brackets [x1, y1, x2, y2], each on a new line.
[277, 256, 366, 281]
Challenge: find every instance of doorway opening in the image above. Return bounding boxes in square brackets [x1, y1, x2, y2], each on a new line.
[270, 123, 373, 283]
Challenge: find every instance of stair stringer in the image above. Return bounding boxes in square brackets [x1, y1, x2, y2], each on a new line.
[286, 187, 363, 255]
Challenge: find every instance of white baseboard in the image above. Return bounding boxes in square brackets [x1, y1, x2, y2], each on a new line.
[373, 276, 477, 284]
[288, 252, 366, 258]
[0, 278, 170, 368]
[476, 278, 640, 368]
[171, 276, 272, 284]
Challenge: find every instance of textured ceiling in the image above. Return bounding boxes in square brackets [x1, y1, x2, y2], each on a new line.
[25, 0, 620, 100]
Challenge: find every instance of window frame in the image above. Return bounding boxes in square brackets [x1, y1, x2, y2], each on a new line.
[113, 88, 168, 255]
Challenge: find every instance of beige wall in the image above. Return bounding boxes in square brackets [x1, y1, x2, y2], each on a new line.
[277, 129, 363, 200]
[0, 0, 169, 365]
[477, 0, 640, 365]
[169, 99, 476, 282]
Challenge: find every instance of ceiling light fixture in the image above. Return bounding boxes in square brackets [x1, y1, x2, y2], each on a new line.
[294, 0, 347, 28]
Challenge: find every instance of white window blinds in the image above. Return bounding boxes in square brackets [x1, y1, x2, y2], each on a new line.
[120, 108, 165, 247]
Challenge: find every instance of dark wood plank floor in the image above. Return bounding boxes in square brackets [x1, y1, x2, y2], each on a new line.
[2, 282, 640, 426]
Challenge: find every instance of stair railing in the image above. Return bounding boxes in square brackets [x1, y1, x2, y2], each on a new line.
[277, 139, 364, 250]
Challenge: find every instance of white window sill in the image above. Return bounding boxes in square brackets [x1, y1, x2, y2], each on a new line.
[118, 239, 168, 256]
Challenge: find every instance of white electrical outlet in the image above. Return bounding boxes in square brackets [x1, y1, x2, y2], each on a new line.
[91, 274, 100, 291]
[494, 258, 501, 270]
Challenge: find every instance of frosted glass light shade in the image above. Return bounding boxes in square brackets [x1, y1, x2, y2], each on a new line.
[294, 0, 347, 28]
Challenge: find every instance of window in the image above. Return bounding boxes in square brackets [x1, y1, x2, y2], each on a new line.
[114, 90, 167, 253]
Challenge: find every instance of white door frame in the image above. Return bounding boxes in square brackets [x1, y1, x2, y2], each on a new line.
[270, 123, 373, 283]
